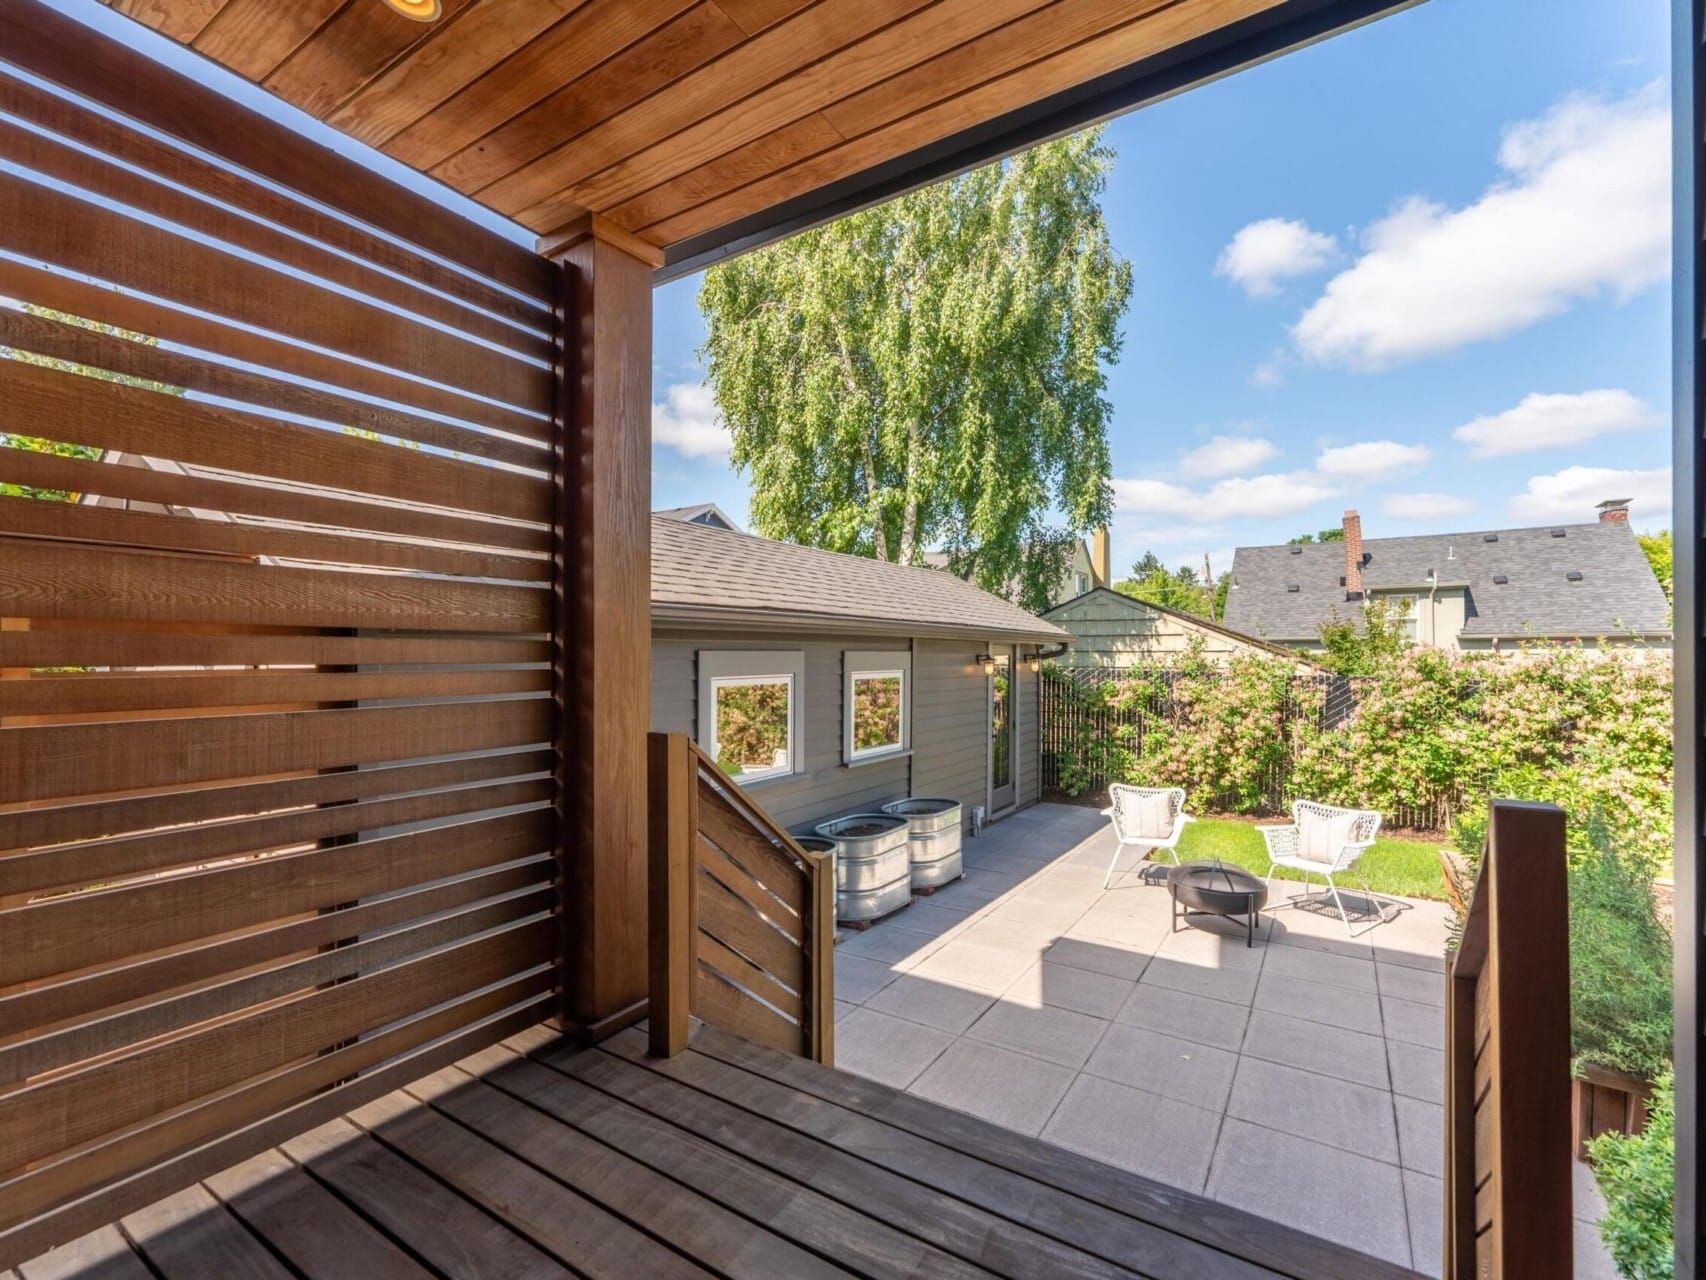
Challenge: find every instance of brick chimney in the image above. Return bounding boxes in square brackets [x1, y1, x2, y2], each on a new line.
[1090, 526, 1111, 587]
[1596, 498, 1631, 525]
[1342, 510, 1364, 598]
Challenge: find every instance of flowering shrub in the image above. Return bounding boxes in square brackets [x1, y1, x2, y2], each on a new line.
[1046, 644, 1672, 868]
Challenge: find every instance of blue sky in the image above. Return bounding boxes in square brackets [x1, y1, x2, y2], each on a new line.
[652, 0, 1672, 581]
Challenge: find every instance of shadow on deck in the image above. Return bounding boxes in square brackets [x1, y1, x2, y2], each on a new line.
[16, 1023, 1424, 1280]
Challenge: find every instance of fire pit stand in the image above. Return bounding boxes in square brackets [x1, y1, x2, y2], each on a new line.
[1166, 860, 1269, 948]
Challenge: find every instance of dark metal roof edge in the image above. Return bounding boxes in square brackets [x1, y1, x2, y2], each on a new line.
[656, 0, 1422, 282]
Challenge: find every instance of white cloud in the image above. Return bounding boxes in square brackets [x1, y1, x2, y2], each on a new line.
[1110, 477, 1200, 516]
[651, 381, 731, 458]
[1178, 435, 1280, 480]
[1509, 465, 1671, 523]
[1249, 351, 1286, 390]
[1383, 492, 1474, 521]
[1293, 87, 1669, 368]
[1451, 389, 1660, 458]
[1315, 440, 1432, 479]
[1215, 218, 1338, 298]
[1205, 472, 1339, 518]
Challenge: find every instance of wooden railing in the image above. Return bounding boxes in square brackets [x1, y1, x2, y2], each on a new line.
[1444, 799, 1572, 1277]
[646, 733, 835, 1064]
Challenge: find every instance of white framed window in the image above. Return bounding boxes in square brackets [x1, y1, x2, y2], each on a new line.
[844, 650, 911, 764]
[698, 651, 805, 783]
[1380, 595, 1420, 644]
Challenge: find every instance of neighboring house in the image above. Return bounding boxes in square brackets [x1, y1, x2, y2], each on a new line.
[1223, 503, 1671, 654]
[651, 515, 1068, 833]
[923, 526, 1112, 608]
[1042, 586, 1308, 667]
[654, 502, 742, 531]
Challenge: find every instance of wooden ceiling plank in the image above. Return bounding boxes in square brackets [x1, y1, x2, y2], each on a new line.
[1, 0, 556, 301]
[712, 0, 818, 36]
[603, 112, 845, 234]
[482, 0, 939, 223]
[645, 0, 1281, 245]
[531, 0, 1065, 223]
[327, 0, 589, 147]
[435, 1, 745, 195]
[262, 0, 479, 120]
[104, 0, 229, 42]
[609, 0, 1174, 234]
[190, 0, 348, 83]
[382, 0, 699, 172]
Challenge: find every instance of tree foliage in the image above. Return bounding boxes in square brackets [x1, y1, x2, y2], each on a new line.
[1317, 598, 1412, 677]
[1287, 528, 1344, 544]
[699, 129, 1133, 613]
[1114, 552, 1227, 619]
[1637, 529, 1672, 604]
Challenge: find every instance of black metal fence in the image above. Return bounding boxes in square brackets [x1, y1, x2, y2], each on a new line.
[1039, 666, 1450, 830]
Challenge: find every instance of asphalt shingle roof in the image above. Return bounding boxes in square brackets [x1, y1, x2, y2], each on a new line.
[651, 517, 1069, 642]
[1222, 521, 1669, 642]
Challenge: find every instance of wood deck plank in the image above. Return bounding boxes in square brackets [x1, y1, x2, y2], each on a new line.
[203, 1149, 436, 1280]
[16, 1227, 151, 1280]
[560, 1040, 1151, 1280]
[280, 1118, 571, 1280]
[587, 1031, 1256, 1280]
[346, 1089, 714, 1280]
[466, 1047, 995, 1280]
[689, 1026, 1422, 1280]
[119, 1185, 292, 1280]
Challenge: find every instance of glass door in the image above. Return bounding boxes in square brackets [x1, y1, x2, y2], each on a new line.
[989, 646, 1015, 813]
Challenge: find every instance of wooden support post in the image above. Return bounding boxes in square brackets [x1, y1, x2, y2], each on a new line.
[808, 847, 836, 1066]
[648, 733, 694, 1058]
[546, 215, 662, 1035]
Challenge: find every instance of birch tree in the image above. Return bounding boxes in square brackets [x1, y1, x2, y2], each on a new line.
[698, 128, 1132, 612]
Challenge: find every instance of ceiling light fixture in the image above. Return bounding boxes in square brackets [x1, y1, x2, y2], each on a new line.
[384, 0, 442, 21]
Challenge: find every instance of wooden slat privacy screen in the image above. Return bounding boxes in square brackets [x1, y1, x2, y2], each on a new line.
[0, 41, 566, 1267]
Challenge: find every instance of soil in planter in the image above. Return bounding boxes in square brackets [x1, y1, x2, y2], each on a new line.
[834, 821, 896, 837]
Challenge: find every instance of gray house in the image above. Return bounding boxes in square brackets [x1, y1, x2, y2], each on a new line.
[1224, 504, 1671, 653]
[650, 515, 1068, 832]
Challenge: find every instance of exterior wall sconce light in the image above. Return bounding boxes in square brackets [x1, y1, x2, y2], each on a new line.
[976, 653, 996, 676]
[384, 0, 443, 21]
[1026, 654, 1040, 673]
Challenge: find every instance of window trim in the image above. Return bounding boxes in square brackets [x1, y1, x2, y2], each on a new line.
[697, 650, 806, 785]
[843, 649, 911, 765]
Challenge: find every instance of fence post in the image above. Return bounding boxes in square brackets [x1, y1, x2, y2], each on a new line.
[646, 732, 694, 1057]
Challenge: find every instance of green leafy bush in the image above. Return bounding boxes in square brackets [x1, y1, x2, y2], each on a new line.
[1570, 846, 1673, 1081]
[1589, 1071, 1674, 1280]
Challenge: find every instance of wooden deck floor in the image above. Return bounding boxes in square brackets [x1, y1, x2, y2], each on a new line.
[14, 1024, 1424, 1280]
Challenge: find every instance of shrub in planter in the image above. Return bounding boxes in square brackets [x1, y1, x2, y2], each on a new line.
[1588, 1071, 1674, 1280]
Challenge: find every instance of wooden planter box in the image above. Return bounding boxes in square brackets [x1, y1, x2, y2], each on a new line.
[1572, 1065, 1653, 1161]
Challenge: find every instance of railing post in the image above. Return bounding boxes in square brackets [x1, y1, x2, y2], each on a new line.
[647, 732, 694, 1058]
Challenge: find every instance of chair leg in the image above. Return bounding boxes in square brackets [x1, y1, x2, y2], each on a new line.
[1104, 843, 1124, 890]
[1326, 873, 1352, 931]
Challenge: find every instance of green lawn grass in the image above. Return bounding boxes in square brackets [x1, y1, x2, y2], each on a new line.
[1169, 817, 1449, 901]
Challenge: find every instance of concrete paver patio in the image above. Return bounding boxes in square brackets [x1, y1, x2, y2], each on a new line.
[831, 802, 1617, 1277]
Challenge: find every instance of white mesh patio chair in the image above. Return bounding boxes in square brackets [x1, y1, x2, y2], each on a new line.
[1100, 785, 1192, 889]
[1261, 800, 1387, 934]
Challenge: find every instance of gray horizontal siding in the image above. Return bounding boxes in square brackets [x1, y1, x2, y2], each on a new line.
[653, 629, 1043, 835]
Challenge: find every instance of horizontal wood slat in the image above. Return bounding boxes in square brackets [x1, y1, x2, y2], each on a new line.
[0, 539, 549, 634]
[691, 965, 803, 1057]
[3, 358, 553, 525]
[0, 256, 553, 444]
[2, 807, 555, 986]
[0, 449, 554, 554]
[0, 777, 552, 896]
[0, 495, 553, 584]
[0, 859, 554, 1039]
[0, 168, 552, 414]
[0, 631, 551, 673]
[1, 668, 550, 719]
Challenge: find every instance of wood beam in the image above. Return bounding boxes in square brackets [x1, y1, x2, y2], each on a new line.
[549, 217, 654, 1031]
